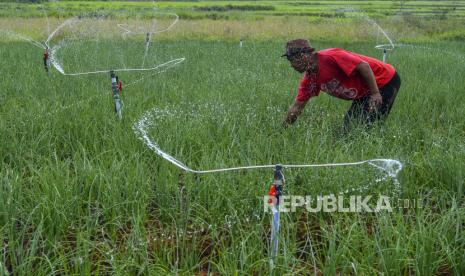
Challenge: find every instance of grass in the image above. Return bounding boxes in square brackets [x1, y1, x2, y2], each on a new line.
[1, 4, 465, 275]
[2, 0, 465, 20]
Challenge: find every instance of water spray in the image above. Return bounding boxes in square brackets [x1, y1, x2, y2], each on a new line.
[3, 30, 46, 50]
[134, 110, 403, 176]
[38, 6, 185, 121]
[342, 6, 395, 62]
[142, 32, 152, 68]
[110, 70, 123, 120]
[133, 115, 404, 267]
[49, 41, 185, 77]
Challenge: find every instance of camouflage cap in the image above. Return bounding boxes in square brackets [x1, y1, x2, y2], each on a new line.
[281, 39, 315, 58]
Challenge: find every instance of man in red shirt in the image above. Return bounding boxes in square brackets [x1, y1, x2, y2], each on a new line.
[282, 39, 401, 130]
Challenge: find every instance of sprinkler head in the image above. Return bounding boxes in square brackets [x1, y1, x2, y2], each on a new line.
[274, 164, 284, 185]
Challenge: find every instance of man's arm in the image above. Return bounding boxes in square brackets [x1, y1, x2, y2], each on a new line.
[356, 61, 382, 111]
[283, 100, 307, 128]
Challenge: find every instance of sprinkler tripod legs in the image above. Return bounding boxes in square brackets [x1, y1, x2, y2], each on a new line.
[114, 97, 123, 120]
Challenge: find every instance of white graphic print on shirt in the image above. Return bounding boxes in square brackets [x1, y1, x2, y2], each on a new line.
[321, 78, 358, 99]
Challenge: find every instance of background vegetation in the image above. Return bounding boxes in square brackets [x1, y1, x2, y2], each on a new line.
[2, 0, 465, 20]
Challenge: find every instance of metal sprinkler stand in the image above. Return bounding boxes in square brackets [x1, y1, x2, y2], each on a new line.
[110, 70, 123, 120]
[43, 47, 49, 74]
[273, 164, 284, 201]
[269, 164, 284, 267]
[375, 44, 393, 63]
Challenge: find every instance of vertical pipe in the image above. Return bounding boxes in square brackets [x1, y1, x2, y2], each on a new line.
[270, 164, 284, 267]
[43, 47, 49, 74]
[110, 70, 123, 119]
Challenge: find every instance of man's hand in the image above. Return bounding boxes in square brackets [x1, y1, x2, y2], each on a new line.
[282, 113, 296, 128]
[368, 91, 382, 111]
[356, 61, 383, 112]
[283, 100, 307, 128]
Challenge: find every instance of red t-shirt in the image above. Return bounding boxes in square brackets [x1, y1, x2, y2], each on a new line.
[296, 48, 395, 102]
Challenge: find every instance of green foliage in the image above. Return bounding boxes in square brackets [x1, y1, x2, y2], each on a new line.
[0, 36, 464, 274]
[0, 3, 465, 274]
[437, 29, 465, 40]
[2, 0, 465, 20]
[194, 4, 275, 12]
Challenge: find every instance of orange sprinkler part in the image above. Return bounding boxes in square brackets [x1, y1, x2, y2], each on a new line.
[268, 185, 276, 197]
[268, 184, 276, 204]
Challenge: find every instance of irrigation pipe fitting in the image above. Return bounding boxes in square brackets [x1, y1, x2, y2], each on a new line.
[375, 44, 395, 63]
[269, 164, 284, 266]
[110, 70, 123, 120]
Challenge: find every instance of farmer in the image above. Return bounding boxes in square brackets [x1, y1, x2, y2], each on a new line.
[281, 39, 401, 130]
